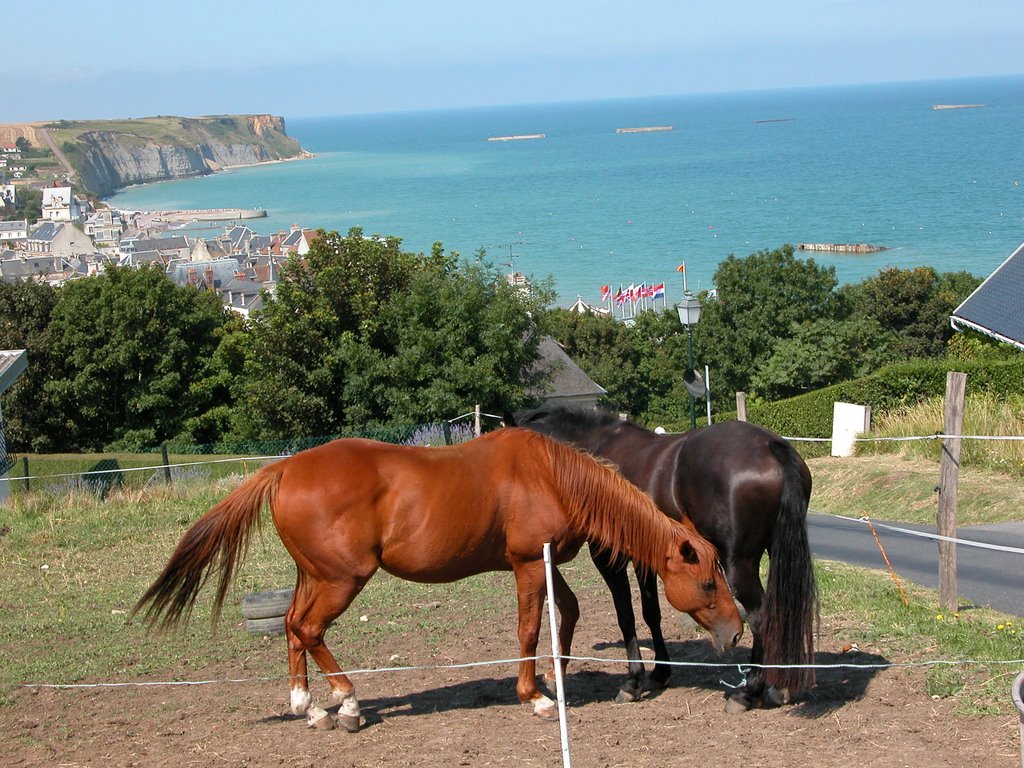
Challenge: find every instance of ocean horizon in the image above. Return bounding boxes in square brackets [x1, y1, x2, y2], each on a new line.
[109, 75, 1024, 306]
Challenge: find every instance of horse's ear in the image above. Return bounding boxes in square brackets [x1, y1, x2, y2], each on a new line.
[502, 411, 518, 427]
[679, 540, 700, 564]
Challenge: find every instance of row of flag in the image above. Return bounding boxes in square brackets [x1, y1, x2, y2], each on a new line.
[600, 282, 667, 304]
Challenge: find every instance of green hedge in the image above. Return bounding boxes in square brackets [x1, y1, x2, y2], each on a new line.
[732, 357, 1024, 441]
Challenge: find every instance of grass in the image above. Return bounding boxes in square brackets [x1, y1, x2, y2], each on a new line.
[816, 560, 1023, 714]
[806, 453, 1024, 525]
[858, 392, 1024, 477]
[0, 471, 1020, 716]
[8, 452, 269, 498]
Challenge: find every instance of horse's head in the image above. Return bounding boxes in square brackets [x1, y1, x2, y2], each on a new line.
[661, 538, 743, 653]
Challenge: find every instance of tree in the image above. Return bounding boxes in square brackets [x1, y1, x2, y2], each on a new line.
[541, 308, 638, 412]
[230, 230, 548, 440]
[695, 245, 840, 411]
[15, 137, 31, 153]
[751, 316, 900, 400]
[1, 187, 42, 222]
[0, 279, 61, 452]
[840, 267, 981, 359]
[541, 306, 692, 422]
[43, 265, 233, 451]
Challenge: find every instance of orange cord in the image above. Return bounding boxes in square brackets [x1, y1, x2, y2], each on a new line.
[865, 517, 911, 606]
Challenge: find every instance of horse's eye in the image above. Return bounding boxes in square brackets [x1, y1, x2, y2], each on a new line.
[702, 579, 716, 592]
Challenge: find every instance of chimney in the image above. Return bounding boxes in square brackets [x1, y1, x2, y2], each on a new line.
[204, 265, 216, 289]
[187, 267, 197, 286]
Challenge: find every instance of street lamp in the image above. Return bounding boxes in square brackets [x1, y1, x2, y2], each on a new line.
[676, 290, 702, 430]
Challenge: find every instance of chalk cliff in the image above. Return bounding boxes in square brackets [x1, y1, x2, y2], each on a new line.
[70, 115, 307, 197]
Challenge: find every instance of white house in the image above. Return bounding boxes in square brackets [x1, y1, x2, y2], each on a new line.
[41, 186, 80, 222]
[0, 220, 28, 243]
[83, 209, 123, 244]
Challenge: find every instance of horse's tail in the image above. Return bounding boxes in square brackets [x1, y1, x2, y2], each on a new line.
[132, 463, 284, 631]
[761, 440, 819, 693]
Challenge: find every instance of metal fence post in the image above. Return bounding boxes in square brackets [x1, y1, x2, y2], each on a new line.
[22, 456, 29, 493]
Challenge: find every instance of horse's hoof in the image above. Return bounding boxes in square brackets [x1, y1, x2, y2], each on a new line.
[724, 694, 753, 714]
[647, 671, 671, 690]
[615, 687, 642, 703]
[306, 706, 336, 730]
[337, 713, 363, 733]
[531, 695, 559, 720]
[765, 686, 788, 707]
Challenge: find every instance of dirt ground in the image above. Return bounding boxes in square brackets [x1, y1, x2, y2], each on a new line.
[3, 590, 1020, 768]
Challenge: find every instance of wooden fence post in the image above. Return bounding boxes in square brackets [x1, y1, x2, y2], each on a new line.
[736, 392, 747, 422]
[22, 456, 30, 493]
[938, 371, 966, 613]
[161, 444, 172, 485]
[474, 404, 481, 437]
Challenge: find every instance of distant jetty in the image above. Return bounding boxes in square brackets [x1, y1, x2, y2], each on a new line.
[932, 104, 984, 110]
[615, 126, 673, 134]
[487, 134, 545, 142]
[753, 118, 794, 124]
[144, 208, 267, 222]
[797, 242, 889, 254]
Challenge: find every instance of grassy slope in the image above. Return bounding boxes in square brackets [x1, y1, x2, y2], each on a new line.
[807, 453, 1024, 526]
[0, 467, 1020, 715]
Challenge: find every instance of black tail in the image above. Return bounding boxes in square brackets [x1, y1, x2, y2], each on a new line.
[761, 440, 818, 693]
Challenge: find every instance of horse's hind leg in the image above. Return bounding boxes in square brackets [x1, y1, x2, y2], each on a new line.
[287, 572, 374, 730]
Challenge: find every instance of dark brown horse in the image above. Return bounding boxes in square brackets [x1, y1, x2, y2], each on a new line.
[134, 428, 742, 728]
[509, 406, 818, 711]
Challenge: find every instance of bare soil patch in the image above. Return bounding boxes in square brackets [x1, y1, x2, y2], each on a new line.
[2, 586, 1018, 768]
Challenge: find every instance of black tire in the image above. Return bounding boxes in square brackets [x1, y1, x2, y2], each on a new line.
[245, 615, 286, 636]
[241, 588, 294, 620]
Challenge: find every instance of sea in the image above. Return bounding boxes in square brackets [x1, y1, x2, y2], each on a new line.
[109, 75, 1024, 307]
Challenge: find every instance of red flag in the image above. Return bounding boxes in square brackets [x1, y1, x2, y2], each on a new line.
[600, 285, 611, 301]
[676, 263, 685, 273]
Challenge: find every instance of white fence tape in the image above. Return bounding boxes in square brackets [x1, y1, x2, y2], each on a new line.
[828, 514, 1024, 555]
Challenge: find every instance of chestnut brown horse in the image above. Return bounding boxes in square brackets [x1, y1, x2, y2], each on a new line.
[509, 406, 818, 711]
[134, 428, 742, 728]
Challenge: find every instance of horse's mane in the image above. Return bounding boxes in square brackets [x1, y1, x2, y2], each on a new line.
[532, 431, 717, 580]
[515, 405, 655, 443]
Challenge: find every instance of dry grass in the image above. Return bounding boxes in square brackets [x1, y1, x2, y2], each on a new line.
[806, 453, 1024, 526]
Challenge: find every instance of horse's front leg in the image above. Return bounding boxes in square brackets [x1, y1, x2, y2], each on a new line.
[542, 565, 580, 689]
[635, 565, 672, 689]
[512, 561, 558, 720]
[590, 543, 646, 702]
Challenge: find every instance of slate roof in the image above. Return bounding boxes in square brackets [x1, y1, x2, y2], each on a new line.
[0, 255, 70, 281]
[28, 222, 60, 242]
[166, 257, 242, 289]
[950, 241, 1024, 350]
[528, 336, 607, 404]
[120, 235, 190, 254]
[0, 349, 27, 394]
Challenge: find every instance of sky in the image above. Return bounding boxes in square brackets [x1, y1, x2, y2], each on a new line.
[6, 0, 1023, 123]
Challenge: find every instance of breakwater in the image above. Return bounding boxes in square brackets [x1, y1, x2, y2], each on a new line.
[797, 243, 889, 254]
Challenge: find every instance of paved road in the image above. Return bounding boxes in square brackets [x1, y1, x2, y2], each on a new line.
[808, 512, 1024, 617]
